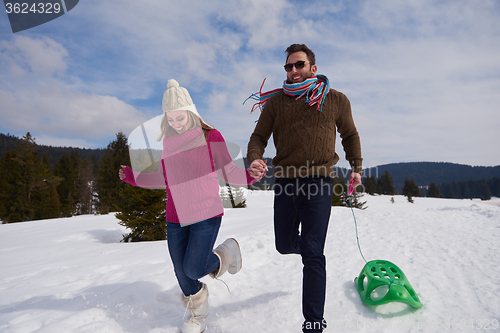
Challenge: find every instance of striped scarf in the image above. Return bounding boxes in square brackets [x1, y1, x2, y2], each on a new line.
[244, 75, 330, 113]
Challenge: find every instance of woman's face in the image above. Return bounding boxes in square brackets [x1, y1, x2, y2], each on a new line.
[167, 110, 190, 134]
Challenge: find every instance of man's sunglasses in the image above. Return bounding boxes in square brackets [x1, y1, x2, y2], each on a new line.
[284, 60, 308, 72]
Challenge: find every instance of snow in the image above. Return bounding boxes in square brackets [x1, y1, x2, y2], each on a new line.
[1, 193, 499, 332]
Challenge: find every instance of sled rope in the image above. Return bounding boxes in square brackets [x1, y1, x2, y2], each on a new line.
[348, 182, 404, 288]
[348, 195, 369, 264]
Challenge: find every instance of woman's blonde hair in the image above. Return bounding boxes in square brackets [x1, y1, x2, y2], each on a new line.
[158, 110, 215, 142]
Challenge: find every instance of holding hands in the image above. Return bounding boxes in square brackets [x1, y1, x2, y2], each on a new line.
[248, 159, 268, 181]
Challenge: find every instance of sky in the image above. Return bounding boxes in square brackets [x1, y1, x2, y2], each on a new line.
[1, 0, 499, 168]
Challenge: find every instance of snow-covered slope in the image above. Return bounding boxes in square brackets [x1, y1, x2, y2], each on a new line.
[1, 193, 499, 332]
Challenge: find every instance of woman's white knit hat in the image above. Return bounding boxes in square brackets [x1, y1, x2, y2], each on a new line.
[162, 79, 201, 118]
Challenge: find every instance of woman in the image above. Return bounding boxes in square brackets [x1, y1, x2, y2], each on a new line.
[119, 79, 265, 333]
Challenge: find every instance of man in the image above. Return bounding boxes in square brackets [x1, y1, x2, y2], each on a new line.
[247, 44, 362, 333]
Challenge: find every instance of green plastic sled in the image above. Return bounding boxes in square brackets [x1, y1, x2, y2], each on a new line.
[354, 260, 422, 308]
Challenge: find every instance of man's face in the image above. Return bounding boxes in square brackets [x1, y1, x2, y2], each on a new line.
[285, 51, 317, 84]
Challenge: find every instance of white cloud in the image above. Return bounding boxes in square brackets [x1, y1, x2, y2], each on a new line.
[308, 0, 500, 166]
[1, 0, 498, 165]
[0, 36, 147, 148]
[0, 36, 68, 79]
[206, 90, 228, 114]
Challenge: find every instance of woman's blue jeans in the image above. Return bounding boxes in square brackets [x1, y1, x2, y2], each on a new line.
[274, 177, 334, 333]
[166, 217, 222, 296]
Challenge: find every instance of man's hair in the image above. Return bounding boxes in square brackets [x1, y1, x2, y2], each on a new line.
[285, 44, 316, 66]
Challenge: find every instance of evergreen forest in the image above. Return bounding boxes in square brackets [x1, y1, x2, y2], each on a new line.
[1, 133, 499, 230]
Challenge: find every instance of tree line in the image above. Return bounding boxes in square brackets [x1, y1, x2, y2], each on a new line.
[1, 133, 497, 242]
[0, 132, 135, 222]
[0, 133, 105, 166]
[437, 178, 499, 201]
[362, 162, 500, 193]
[0, 132, 235, 243]
[363, 171, 500, 202]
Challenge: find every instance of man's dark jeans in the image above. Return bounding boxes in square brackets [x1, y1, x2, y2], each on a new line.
[274, 177, 334, 333]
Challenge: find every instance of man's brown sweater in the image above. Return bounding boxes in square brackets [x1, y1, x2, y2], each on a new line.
[247, 89, 362, 178]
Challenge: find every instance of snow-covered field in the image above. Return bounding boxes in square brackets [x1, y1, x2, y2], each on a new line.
[1, 192, 499, 333]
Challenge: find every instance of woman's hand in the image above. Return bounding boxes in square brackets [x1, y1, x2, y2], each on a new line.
[119, 165, 138, 186]
[118, 165, 127, 180]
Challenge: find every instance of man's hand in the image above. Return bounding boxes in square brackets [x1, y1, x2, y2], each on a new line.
[248, 159, 268, 181]
[349, 172, 362, 192]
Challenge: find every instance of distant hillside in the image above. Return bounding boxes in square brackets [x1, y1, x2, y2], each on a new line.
[0, 133, 105, 166]
[243, 158, 500, 193]
[364, 162, 500, 193]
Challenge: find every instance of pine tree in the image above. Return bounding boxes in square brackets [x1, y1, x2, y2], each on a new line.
[54, 151, 80, 216]
[233, 186, 247, 208]
[487, 177, 500, 197]
[478, 181, 492, 201]
[96, 132, 130, 214]
[331, 176, 366, 209]
[32, 179, 61, 220]
[451, 182, 461, 199]
[463, 182, 472, 199]
[0, 149, 27, 222]
[427, 182, 440, 198]
[115, 184, 167, 242]
[0, 133, 61, 222]
[31, 153, 61, 220]
[347, 188, 367, 210]
[364, 175, 380, 195]
[105, 131, 167, 242]
[220, 184, 247, 208]
[402, 177, 420, 203]
[76, 157, 96, 214]
[378, 171, 396, 195]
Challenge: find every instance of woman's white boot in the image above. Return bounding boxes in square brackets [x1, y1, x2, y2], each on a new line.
[210, 238, 242, 279]
[181, 282, 209, 333]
